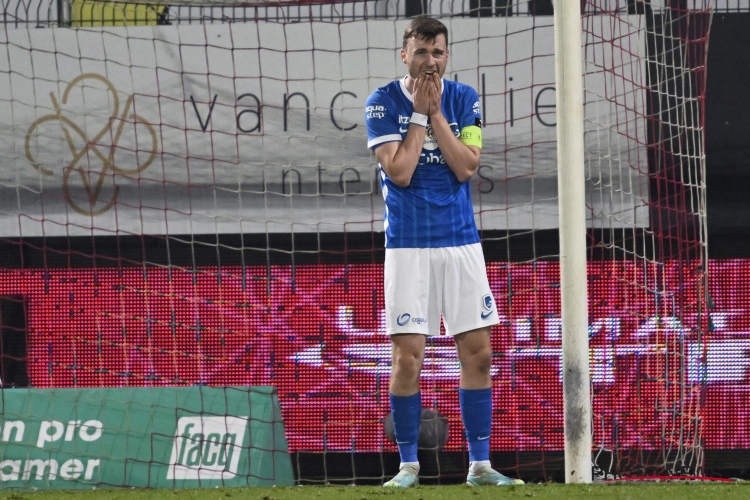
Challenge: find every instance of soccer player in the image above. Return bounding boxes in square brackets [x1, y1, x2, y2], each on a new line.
[364, 16, 525, 488]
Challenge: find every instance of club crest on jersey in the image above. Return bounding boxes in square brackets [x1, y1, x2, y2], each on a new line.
[422, 122, 460, 151]
[423, 124, 438, 150]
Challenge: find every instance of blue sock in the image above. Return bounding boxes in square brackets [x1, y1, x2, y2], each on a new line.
[389, 392, 421, 463]
[459, 387, 492, 463]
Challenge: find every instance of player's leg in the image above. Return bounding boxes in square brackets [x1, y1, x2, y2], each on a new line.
[384, 333, 426, 487]
[454, 328, 520, 485]
[383, 247, 439, 488]
[453, 328, 495, 479]
[443, 243, 524, 486]
[390, 333, 427, 395]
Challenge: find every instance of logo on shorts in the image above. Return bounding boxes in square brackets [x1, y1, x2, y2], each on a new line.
[396, 313, 427, 326]
[480, 294, 494, 320]
[397, 313, 411, 326]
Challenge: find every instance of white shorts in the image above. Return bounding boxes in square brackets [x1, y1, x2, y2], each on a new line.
[384, 243, 499, 336]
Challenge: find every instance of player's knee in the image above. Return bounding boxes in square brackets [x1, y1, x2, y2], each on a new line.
[467, 349, 492, 377]
[476, 353, 492, 376]
[393, 352, 423, 381]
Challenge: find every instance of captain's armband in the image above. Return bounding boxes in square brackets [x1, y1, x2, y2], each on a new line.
[458, 125, 482, 148]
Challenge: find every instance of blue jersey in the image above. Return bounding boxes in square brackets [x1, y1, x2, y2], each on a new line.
[365, 77, 482, 249]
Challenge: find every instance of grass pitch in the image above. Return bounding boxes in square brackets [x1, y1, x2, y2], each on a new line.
[2, 483, 750, 500]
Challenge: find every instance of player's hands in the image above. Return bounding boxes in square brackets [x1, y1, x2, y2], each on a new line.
[425, 72, 442, 119]
[412, 75, 431, 115]
[412, 73, 442, 117]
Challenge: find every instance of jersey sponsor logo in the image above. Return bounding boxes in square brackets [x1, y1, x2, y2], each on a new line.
[420, 152, 445, 164]
[366, 105, 386, 119]
[399, 126, 408, 133]
[472, 100, 481, 115]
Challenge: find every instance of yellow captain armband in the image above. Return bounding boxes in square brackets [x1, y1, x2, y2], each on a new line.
[459, 125, 482, 148]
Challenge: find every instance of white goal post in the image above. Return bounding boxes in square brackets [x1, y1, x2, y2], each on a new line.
[554, 0, 593, 484]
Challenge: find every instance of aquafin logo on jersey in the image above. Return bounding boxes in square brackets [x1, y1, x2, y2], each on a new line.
[366, 105, 386, 119]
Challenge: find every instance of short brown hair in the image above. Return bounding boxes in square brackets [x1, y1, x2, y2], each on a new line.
[402, 16, 449, 49]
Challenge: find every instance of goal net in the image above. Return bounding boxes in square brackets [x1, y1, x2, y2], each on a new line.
[0, 0, 712, 487]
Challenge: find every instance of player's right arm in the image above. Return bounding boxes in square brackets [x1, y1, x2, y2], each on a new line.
[366, 78, 431, 187]
[373, 125, 425, 188]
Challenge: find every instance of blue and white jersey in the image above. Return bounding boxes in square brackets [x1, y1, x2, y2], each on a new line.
[365, 77, 482, 249]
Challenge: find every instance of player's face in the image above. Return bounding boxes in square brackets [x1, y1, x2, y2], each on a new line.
[401, 34, 449, 80]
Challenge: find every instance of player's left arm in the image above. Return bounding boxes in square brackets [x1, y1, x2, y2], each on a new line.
[428, 75, 481, 183]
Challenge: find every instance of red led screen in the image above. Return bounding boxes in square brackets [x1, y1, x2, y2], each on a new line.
[1, 261, 746, 452]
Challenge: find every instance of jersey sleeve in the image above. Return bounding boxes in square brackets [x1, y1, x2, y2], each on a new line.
[458, 86, 482, 149]
[365, 90, 402, 150]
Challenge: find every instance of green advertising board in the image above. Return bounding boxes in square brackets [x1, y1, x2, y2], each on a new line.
[0, 386, 294, 490]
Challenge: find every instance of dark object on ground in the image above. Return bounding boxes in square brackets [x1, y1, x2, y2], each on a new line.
[383, 407, 450, 450]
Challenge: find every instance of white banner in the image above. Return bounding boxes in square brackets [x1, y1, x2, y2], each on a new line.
[0, 17, 647, 237]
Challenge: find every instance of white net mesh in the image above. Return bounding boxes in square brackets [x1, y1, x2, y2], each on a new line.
[0, 0, 712, 487]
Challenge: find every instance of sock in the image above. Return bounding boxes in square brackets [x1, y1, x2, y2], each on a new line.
[400, 461, 420, 473]
[469, 460, 492, 474]
[459, 387, 492, 463]
[389, 392, 421, 464]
